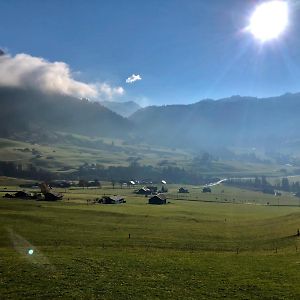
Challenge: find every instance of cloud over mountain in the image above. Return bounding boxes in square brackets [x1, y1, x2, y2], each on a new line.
[0, 52, 124, 99]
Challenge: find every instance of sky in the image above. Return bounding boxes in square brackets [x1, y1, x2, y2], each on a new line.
[1, 0, 300, 105]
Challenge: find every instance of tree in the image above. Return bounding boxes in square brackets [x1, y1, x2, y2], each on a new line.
[281, 178, 290, 191]
[78, 179, 88, 187]
[254, 177, 261, 188]
[201, 152, 211, 164]
[94, 179, 101, 188]
[261, 176, 268, 187]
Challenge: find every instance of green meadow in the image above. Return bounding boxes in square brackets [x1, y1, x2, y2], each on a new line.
[0, 137, 293, 177]
[1, 182, 300, 299]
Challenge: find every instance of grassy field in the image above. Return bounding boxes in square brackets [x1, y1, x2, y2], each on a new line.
[0, 137, 295, 177]
[0, 137, 190, 171]
[2, 181, 300, 299]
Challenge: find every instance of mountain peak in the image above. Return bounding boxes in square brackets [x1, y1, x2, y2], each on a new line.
[100, 100, 141, 117]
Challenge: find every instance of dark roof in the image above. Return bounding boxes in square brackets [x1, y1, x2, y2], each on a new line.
[150, 194, 166, 200]
[103, 195, 124, 201]
[111, 195, 124, 201]
[179, 187, 188, 191]
[44, 192, 63, 201]
[14, 191, 32, 198]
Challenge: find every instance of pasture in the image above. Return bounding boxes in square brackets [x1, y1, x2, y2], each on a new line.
[0, 137, 292, 177]
[1, 183, 300, 299]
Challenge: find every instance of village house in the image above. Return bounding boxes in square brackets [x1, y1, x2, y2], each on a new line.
[148, 194, 167, 205]
[202, 187, 212, 193]
[178, 187, 189, 193]
[135, 187, 152, 195]
[99, 195, 126, 204]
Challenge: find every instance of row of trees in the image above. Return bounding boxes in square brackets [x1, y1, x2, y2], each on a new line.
[0, 160, 219, 185]
[0, 161, 54, 181]
[76, 162, 219, 185]
[226, 176, 300, 194]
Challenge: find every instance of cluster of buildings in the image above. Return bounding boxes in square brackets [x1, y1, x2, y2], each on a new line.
[3, 182, 63, 201]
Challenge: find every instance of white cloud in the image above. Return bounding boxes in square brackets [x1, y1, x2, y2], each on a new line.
[126, 74, 142, 84]
[99, 83, 124, 99]
[0, 52, 124, 99]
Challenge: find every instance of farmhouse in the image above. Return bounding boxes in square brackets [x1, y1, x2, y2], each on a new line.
[3, 191, 37, 199]
[147, 186, 158, 193]
[14, 191, 33, 199]
[44, 192, 63, 201]
[39, 182, 63, 201]
[100, 195, 126, 204]
[3, 193, 14, 198]
[202, 187, 211, 193]
[135, 187, 151, 195]
[148, 194, 167, 205]
[178, 187, 189, 193]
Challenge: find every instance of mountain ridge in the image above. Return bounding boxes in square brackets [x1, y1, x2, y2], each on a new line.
[0, 87, 132, 138]
[130, 92, 300, 150]
[100, 100, 141, 117]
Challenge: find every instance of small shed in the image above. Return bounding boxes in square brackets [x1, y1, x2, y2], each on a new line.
[202, 187, 212, 193]
[135, 187, 151, 195]
[3, 193, 14, 198]
[44, 192, 63, 201]
[178, 187, 189, 193]
[147, 186, 158, 193]
[39, 182, 63, 201]
[100, 195, 125, 204]
[14, 191, 36, 199]
[148, 194, 167, 205]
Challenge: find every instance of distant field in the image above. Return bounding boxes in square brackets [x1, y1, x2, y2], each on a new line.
[0, 137, 190, 171]
[1, 182, 300, 299]
[0, 137, 294, 177]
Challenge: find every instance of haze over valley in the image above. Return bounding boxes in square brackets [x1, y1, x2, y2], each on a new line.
[2, 1, 300, 299]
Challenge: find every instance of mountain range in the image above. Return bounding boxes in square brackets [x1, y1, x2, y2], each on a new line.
[0, 87, 132, 139]
[130, 93, 300, 150]
[1, 87, 300, 152]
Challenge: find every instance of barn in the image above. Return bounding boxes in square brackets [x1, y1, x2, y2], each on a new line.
[39, 182, 63, 201]
[148, 194, 167, 205]
[202, 187, 212, 193]
[44, 192, 63, 201]
[178, 187, 189, 193]
[100, 195, 125, 204]
[135, 187, 151, 195]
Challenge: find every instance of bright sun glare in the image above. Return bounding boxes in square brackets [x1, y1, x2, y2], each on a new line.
[249, 1, 289, 42]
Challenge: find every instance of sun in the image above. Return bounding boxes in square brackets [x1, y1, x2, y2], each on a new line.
[248, 1, 289, 42]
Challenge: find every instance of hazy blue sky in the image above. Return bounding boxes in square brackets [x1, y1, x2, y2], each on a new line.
[1, 0, 300, 105]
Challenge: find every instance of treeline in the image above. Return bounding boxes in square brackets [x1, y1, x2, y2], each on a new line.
[0, 161, 219, 185]
[0, 161, 55, 181]
[226, 176, 300, 194]
[76, 162, 219, 185]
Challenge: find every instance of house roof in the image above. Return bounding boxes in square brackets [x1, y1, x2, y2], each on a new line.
[103, 195, 124, 201]
[150, 194, 166, 201]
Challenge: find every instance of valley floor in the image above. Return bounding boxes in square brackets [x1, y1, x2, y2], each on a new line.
[1, 183, 300, 299]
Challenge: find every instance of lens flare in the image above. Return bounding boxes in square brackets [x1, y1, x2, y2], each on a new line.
[249, 1, 289, 42]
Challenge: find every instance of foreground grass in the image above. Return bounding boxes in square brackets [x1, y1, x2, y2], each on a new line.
[1, 189, 300, 299]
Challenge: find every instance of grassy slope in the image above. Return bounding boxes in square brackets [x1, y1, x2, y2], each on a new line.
[0, 137, 292, 177]
[1, 183, 300, 299]
[0, 137, 190, 171]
